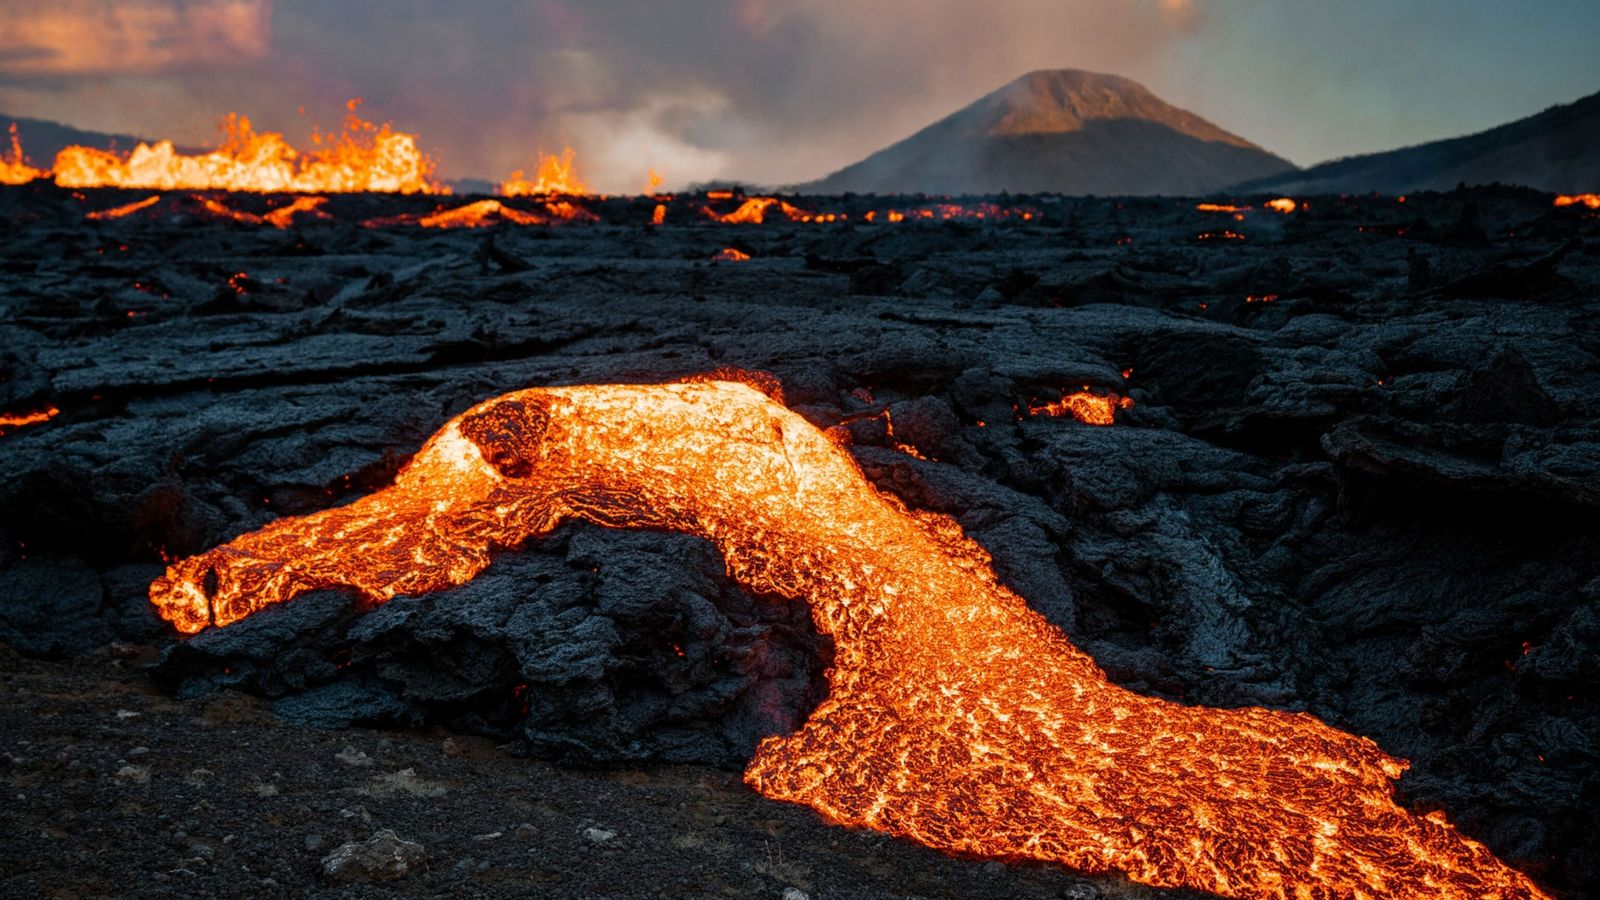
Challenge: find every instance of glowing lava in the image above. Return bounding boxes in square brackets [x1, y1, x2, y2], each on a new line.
[712, 247, 751, 261]
[149, 378, 1547, 900]
[1264, 197, 1298, 213]
[86, 195, 163, 221]
[1028, 389, 1133, 426]
[52, 100, 441, 194]
[1554, 193, 1600, 209]
[0, 124, 45, 185]
[0, 406, 58, 436]
[499, 148, 588, 196]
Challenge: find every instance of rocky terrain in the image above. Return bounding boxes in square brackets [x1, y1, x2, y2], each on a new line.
[797, 69, 1294, 195]
[1, 183, 1597, 897]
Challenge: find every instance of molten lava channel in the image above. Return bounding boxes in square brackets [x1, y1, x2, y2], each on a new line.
[149, 379, 1546, 900]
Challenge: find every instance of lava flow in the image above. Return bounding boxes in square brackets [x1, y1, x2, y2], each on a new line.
[1554, 193, 1600, 209]
[1028, 389, 1133, 425]
[0, 406, 58, 436]
[149, 378, 1546, 900]
[52, 100, 442, 194]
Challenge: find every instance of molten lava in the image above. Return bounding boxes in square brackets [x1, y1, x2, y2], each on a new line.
[1554, 193, 1600, 209]
[52, 100, 441, 194]
[0, 406, 58, 436]
[709, 196, 813, 224]
[149, 378, 1547, 900]
[1, 124, 45, 185]
[1264, 197, 1298, 213]
[499, 148, 588, 196]
[85, 195, 162, 221]
[1195, 202, 1244, 213]
[196, 195, 331, 228]
[1028, 389, 1133, 426]
[712, 247, 751, 261]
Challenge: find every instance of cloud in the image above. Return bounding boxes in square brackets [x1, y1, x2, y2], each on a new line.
[0, 0, 272, 78]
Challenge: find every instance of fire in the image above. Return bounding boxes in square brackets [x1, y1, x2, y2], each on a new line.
[1, 124, 46, 185]
[53, 100, 441, 194]
[1553, 193, 1600, 209]
[499, 148, 588, 196]
[1195, 202, 1244, 213]
[645, 169, 664, 194]
[712, 247, 751, 261]
[148, 378, 1546, 899]
[1028, 389, 1132, 426]
[0, 406, 58, 436]
[1264, 197, 1298, 213]
[651, 204, 667, 226]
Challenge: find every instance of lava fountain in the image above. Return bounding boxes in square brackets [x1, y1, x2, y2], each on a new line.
[148, 378, 1547, 900]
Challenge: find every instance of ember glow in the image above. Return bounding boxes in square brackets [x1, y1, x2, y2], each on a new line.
[1028, 389, 1133, 426]
[1554, 193, 1600, 209]
[362, 198, 548, 229]
[0, 406, 59, 436]
[1195, 202, 1245, 213]
[499, 148, 588, 196]
[147, 379, 1546, 899]
[1264, 197, 1298, 213]
[0, 124, 45, 185]
[198, 194, 331, 229]
[85, 195, 162, 220]
[712, 247, 751, 261]
[52, 100, 442, 194]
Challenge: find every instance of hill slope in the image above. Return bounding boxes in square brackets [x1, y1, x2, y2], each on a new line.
[1234, 90, 1600, 194]
[797, 69, 1296, 196]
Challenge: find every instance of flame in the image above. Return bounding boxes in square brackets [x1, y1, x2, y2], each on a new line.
[0, 405, 59, 435]
[1, 124, 46, 185]
[651, 203, 667, 226]
[1553, 193, 1600, 209]
[51, 100, 441, 194]
[147, 379, 1547, 899]
[645, 169, 664, 194]
[86, 195, 163, 221]
[1264, 197, 1298, 213]
[499, 148, 588, 196]
[712, 247, 750, 261]
[1196, 202, 1245, 213]
[1028, 389, 1132, 426]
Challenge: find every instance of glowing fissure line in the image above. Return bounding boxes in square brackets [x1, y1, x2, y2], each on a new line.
[149, 379, 1545, 899]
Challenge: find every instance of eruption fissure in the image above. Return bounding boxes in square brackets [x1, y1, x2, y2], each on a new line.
[148, 378, 1545, 899]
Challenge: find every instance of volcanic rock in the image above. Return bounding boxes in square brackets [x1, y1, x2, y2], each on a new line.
[799, 69, 1295, 195]
[321, 829, 427, 883]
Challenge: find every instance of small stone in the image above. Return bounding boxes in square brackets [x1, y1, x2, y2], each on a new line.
[340, 805, 373, 825]
[115, 709, 139, 719]
[584, 826, 616, 844]
[192, 844, 216, 861]
[115, 765, 150, 784]
[321, 829, 427, 883]
[304, 833, 324, 852]
[127, 746, 150, 758]
[336, 745, 373, 767]
[472, 831, 502, 841]
[441, 737, 462, 758]
[514, 823, 538, 839]
[782, 889, 811, 900]
[185, 767, 214, 786]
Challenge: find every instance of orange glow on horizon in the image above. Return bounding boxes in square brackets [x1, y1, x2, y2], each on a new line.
[499, 148, 588, 196]
[0, 124, 47, 185]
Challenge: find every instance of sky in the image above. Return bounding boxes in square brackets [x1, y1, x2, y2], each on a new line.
[0, 0, 1596, 191]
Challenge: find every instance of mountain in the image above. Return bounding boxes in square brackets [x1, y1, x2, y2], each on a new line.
[796, 69, 1296, 196]
[1233, 90, 1600, 195]
[0, 115, 202, 167]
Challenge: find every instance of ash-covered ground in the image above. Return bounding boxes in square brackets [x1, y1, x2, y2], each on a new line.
[1, 185, 1597, 898]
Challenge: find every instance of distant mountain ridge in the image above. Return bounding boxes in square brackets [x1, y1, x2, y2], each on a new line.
[796, 69, 1296, 196]
[0, 114, 201, 167]
[1232, 89, 1600, 194]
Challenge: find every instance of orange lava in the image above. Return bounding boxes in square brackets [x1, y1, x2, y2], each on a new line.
[1246, 294, 1280, 304]
[712, 247, 751, 261]
[362, 199, 547, 229]
[86, 195, 162, 220]
[709, 196, 813, 224]
[53, 100, 441, 194]
[0, 124, 46, 185]
[1197, 230, 1247, 242]
[499, 148, 587, 196]
[148, 378, 1546, 900]
[0, 405, 58, 435]
[1196, 202, 1245, 213]
[195, 194, 331, 229]
[1028, 389, 1133, 426]
[1553, 193, 1600, 209]
[651, 203, 667, 226]
[1264, 197, 1298, 213]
